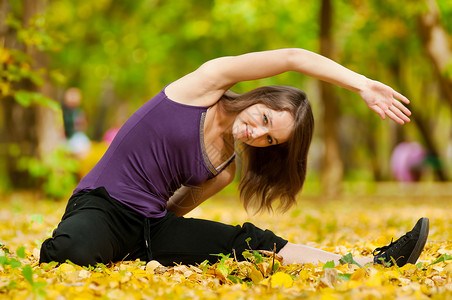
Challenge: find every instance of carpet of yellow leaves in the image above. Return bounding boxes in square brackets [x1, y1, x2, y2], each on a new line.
[1, 189, 451, 299]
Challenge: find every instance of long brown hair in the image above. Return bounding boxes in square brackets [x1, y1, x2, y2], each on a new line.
[219, 85, 314, 213]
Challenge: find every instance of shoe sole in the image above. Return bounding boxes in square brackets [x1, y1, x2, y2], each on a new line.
[406, 217, 429, 265]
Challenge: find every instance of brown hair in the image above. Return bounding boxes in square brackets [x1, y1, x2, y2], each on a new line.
[219, 85, 314, 213]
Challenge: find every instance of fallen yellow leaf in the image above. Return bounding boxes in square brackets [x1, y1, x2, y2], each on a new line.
[269, 272, 293, 288]
[58, 263, 76, 272]
[249, 265, 264, 284]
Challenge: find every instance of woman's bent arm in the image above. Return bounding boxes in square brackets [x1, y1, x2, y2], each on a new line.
[166, 162, 236, 217]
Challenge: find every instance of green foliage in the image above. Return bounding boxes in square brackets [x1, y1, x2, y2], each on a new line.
[208, 238, 283, 285]
[242, 250, 264, 264]
[339, 253, 363, 268]
[1, 3, 69, 193]
[93, 262, 109, 273]
[6, 13, 60, 51]
[322, 260, 336, 269]
[30, 214, 44, 226]
[14, 90, 60, 110]
[437, 0, 452, 35]
[428, 253, 452, 266]
[16, 246, 25, 259]
[2, 0, 452, 188]
[22, 265, 33, 285]
[0, 245, 47, 296]
[198, 259, 210, 275]
[17, 146, 79, 199]
[211, 253, 232, 278]
[1, 12, 65, 99]
[42, 0, 321, 128]
[338, 273, 352, 281]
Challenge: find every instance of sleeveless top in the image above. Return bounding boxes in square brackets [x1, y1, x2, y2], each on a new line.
[74, 86, 235, 218]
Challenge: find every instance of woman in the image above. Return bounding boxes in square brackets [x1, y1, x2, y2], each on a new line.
[40, 48, 429, 268]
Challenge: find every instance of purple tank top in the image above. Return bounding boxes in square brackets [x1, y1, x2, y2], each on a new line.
[74, 86, 234, 218]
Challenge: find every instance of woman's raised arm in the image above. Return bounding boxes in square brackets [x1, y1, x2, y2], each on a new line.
[166, 48, 411, 124]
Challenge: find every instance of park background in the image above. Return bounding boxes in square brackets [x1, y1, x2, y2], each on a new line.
[2, 0, 452, 198]
[1, 0, 452, 299]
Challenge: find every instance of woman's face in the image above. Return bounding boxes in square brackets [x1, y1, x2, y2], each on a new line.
[232, 103, 294, 147]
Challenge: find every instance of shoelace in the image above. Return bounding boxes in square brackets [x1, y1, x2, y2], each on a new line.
[373, 238, 394, 256]
[372, 234, 410, 257]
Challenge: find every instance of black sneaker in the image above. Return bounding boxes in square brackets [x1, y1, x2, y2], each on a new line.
[373, 217, 429, 267]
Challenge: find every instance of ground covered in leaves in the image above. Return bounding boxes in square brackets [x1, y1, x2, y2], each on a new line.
[1, 188, 451, 299]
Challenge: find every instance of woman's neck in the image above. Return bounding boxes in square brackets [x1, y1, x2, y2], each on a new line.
[207, 102, 236, 140]
[203, 102, 236, 165]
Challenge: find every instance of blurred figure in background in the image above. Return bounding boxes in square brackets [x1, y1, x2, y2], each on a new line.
[62, 87, 91, 158]
[390, 142, 427, 182]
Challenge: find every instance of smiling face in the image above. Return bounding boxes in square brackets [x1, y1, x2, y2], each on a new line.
[232, 103, 295, 147]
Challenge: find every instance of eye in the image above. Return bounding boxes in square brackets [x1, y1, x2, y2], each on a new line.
[267, 135, 273, 144]
[263, 114, 268, 124]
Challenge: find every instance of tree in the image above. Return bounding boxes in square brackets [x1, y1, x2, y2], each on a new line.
[418, 0, 452, 109]
[319, 0, 343, 196]
[332, 0, 451, 182]
[0, 0, 61, 189]
[412, 0, 451, 180]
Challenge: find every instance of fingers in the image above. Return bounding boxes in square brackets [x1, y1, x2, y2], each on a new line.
[365, 83, 411, 124]
[392, 90, 410, 104]
[385, 108, 405, 125]
[372, 106, 386, 120]
[392, 99, 411, 116]
[372, 100, 411, 125]
[385, 102, 411, 125]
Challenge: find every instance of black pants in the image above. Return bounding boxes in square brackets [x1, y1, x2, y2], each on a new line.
[40, 187, 288, 267]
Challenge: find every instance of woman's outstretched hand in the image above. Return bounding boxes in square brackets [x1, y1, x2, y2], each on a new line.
[359, 79, 411, 125]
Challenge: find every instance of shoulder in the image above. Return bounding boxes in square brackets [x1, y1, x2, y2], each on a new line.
[165, 79, 226, 107]
[165, 61, 234, 107]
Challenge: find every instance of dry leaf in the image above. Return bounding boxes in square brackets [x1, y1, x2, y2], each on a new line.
[320, 268, 338, 288]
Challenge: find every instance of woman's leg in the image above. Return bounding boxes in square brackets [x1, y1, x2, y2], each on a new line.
[147, 211, 288, 266]
[279, 217, 429, 267]
[148, 212, 371, 266]
[148, 212, 427, 268]
[40, 187, 147, 266]
[277, 242, 373, 266]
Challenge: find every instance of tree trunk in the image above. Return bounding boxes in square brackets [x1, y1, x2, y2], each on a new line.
[410, 106, 448, 181]
[414, 0, 450, 180]
[319, 0, 343, 197]
[0, 0, 61, 189]
[417, 0, 452, 109]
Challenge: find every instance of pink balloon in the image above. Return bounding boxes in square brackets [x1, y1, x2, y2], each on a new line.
[103, 128, 120, 144]
[390, 142, 427, 182]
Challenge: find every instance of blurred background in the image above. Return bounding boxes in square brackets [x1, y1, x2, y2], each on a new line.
[1, 0, 451, 200]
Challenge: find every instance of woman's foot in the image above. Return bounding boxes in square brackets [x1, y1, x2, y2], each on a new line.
[373, 217, 429, 267]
